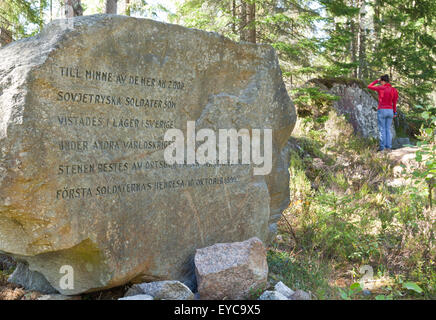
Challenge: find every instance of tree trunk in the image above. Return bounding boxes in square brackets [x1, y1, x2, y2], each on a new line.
[347, 0, 358, 78]
[125, 0, 131, 16]
[65, 0, 83, 17]
[0, 27, 12, 47]
[358, 28, 367, 79]
[373, 0, 380, 44]
[367, 0, 380, 79]
[105, 0, 118, 14]
[247, 1, 256, 43]
[358, 0, 367, 79]
[350, 20, 358, 78]
[39, 0, 44, 30]
[232, 0, 236, 34]
[239, 1, 247, 41]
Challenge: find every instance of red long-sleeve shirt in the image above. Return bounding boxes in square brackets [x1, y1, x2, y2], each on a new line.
[368, 80, 398, 113]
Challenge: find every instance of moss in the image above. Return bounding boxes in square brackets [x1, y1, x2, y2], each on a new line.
[309, 77, 379, 101]
[293, 77, 381, 121]
[309, 77, 365, 89]
[292, 86, 340, 118]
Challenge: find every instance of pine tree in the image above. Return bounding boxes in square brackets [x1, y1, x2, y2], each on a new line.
[65, 0, 83, 17]
[319, 0, 435, 106]
[105, 0, 118, 14]
[370, 0, 436, 105]
[0, 0, 46, 40]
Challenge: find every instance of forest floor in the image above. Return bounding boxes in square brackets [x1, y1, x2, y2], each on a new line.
[267, 114, 435, 300]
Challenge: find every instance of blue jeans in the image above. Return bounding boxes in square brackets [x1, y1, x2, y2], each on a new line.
[377, 109, 393, 150]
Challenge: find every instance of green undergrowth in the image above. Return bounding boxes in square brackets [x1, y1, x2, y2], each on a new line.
[268, 105, 435, 300]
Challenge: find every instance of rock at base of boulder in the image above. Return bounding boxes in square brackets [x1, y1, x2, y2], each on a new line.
[124, 280, 194, 300]
[195, 237, 268, 300]
[8, 262, 58, 294]
[118, 294, 154, 300]
[258, 290, 288, 300]
[274, 281, 295, 299]
[0, 254, 16, 271]
[392, 137, 411, 149]
[37, 294, 81, 300]
[292, 289, 311, 300]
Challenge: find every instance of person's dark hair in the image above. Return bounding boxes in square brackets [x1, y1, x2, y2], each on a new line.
[380, 74, 390, 83]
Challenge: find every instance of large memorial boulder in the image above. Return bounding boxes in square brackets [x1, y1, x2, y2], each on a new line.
[0, 14, 296, 294]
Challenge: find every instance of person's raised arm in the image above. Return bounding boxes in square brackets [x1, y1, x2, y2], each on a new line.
[368, 79, 381, 91]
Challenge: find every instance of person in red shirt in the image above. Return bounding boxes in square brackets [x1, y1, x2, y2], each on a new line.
[368, 74, 399, 151]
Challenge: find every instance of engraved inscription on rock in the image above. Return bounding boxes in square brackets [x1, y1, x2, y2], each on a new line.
[0, 15, 296, 294]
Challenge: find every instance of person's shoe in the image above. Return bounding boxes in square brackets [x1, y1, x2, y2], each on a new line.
[377, 147, 384, 152]
[385, 148, 391, 153]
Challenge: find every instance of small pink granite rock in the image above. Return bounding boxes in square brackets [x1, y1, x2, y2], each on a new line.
[195, 237, 268, 300]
